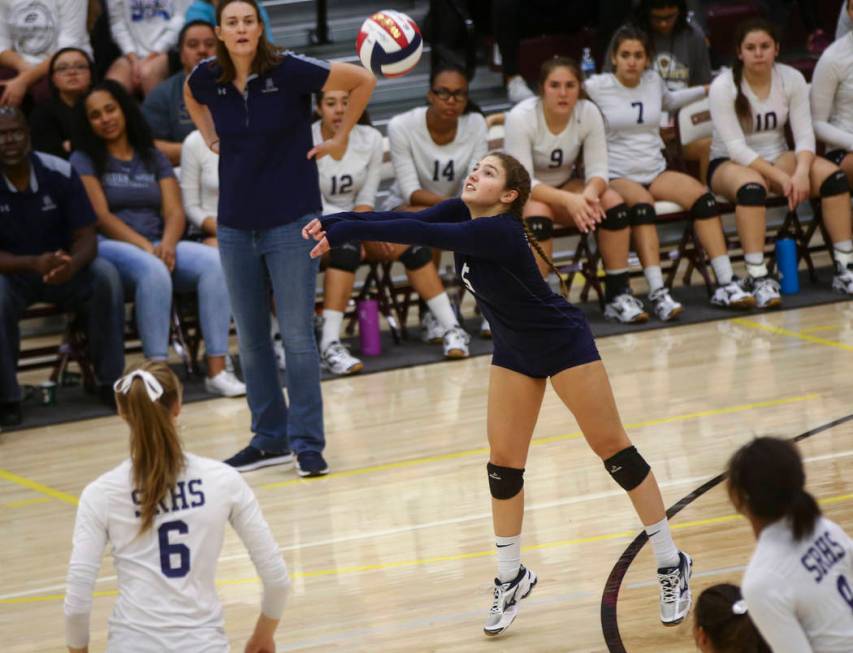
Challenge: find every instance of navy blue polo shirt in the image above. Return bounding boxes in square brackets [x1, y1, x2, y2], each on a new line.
[187, 53, 331, 230]
[0, 152, 96, 256]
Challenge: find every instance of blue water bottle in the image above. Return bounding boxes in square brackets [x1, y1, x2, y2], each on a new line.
[581, 48, 596, 80]
[775, 236, 800, 294]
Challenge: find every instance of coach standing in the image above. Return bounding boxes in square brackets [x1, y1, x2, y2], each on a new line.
[184, 0, 375, 477]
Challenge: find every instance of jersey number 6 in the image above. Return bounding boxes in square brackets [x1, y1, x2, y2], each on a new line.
[159, 520, 191, 578]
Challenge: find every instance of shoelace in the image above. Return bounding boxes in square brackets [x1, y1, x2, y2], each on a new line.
[327, 342, 351, 358]
[489, 582, 510, 614]
[658, 570, 681, 603]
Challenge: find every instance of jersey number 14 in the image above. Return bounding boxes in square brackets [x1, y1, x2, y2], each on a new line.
[432, 160, 455, 182]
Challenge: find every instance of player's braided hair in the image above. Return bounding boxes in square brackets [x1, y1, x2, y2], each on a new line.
[115, 361, 185, 534]
[488, 151, 569, 298]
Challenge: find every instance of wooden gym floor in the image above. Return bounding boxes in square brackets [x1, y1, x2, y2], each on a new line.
[2, 302, 852, 652]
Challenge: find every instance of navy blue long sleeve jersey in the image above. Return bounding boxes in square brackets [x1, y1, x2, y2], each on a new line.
[322, 199, 600, 378]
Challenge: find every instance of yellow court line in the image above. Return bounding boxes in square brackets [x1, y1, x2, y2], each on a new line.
[4, 491, 850, 606]
[1, 497, 51, 510]
[799, 325, 838, 334]
[263, 392, 819, 488]
[0, 469, 78, 506]
[733, 318, 853, 353]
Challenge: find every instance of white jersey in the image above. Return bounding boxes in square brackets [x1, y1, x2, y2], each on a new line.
[0, 0, 92, 65]
[709, 64, 815, 165]
[180, 130, 219, 228]
[742, 517, 853, 653]
[503, 97, 609, 189]
[312, 121, 383, 214]
[107, 0, 190, 56]
[811, 33, 853, 152]
[385, 106, 488, 209]
[64, 453, 289, 652]
[584, 70, 705, 184]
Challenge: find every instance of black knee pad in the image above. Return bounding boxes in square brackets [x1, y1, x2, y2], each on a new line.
[630, 203, 656, 226]
[603, 446, 650, 491]
[487, 462, 525, 500]
[600, 203, 630, 231]
[398, 244, 433, 270]
[736, 182, 767, 206]
[327, 243, 361, 272]
[690, 192, 719, 220]
[819, 169, 849, 197]
[524, 216, 553, 241]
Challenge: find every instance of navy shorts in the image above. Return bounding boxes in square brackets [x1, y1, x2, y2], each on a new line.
[824, 149, 849, 166]
[491, 320, 601, 379]
[707, 157, 730, 188]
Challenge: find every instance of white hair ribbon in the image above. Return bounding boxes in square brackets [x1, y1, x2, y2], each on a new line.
[732, 599, 748, 615]
[113, 370, 164, 402]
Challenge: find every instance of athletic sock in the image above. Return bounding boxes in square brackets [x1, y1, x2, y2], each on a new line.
[605, 269, 630, 303]
[833, 240, 853, 272]
[644, 266, 664, 293]
[645, 517, 680, 569]
[744, 252, 768, 279]
[496, 534, 522, 582]
[426, 292, 458, 331]
[320, 309, 344, 350]
[710, 255, 734, 285]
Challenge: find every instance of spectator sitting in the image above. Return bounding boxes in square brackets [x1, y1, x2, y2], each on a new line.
[185, 0, 273, 40]
[0, 106, 124, 427]
[0, 0, 93, 107]
[70, 80, 246, 397]
[29, 48, 95, 160]
[143, 20, 216, 165]
[105, 0, 186, 96]
[179, 129, 219, 246]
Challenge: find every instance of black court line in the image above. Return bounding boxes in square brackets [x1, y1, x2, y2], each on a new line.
[600, 412, 853, 653]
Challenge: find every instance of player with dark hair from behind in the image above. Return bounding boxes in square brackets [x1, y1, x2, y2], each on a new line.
[304, 151, 693, 637]
[693, 583, 770, 653]
[726, 437, 853, 652]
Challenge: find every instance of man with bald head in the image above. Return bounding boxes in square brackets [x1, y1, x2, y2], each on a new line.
[0, 107, 124, 426]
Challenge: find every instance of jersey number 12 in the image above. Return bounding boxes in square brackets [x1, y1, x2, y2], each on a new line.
[330, 175, 353, 195]
[159, 520, 190, 578]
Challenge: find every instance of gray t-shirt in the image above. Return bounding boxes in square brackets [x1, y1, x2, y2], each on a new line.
[605, 24, 711, 90]
[142, 71, 195, 144]
[70, 148, 175, 241]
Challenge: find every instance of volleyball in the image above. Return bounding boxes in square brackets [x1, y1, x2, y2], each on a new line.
[356, 10, 423, 78]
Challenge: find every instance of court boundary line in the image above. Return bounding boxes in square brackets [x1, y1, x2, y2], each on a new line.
[599, 412, 853, 653]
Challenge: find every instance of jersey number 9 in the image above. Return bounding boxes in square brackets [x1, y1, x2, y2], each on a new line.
[839, 575, 853, 613]
[159, 520, 191, 578]
[549, 149, 563, 168]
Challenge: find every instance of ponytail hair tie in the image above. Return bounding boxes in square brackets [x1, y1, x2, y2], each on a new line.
[732, 599, 748, 615]
[113, 370, 164, 402]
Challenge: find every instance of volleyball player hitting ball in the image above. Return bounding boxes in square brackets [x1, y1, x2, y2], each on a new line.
[64, 362, 289, 652]
[303, 152, 693, 636]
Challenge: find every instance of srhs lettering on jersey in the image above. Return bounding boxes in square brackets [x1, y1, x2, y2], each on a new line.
[131, 479, 206, 518]
[801, 530, 846, 583]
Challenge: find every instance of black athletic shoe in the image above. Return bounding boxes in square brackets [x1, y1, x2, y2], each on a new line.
[0, 401, 22, 427]
[296, 451, 330, 477]
[224, 446, 294, 472]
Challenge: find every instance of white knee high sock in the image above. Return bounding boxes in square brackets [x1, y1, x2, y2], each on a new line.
[320, 309, 343, 350]
[645, 517, 680, 569]
[426, 292, 458, 331]
[496, 534, 521, 582]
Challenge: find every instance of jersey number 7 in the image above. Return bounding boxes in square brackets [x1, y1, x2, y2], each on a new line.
[159, 520, 191, 578]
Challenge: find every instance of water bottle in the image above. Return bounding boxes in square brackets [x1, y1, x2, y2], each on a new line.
[581, 48, 596, 80]
[775, 237, 800, 295]
[357, 298, 382, 356]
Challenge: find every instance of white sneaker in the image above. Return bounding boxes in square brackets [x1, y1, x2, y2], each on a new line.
[421, 310, 444, 344]
[484, 565, 538, 636]
[649, 287, 683, 321]
[832, 266, 853, 294]
[710, 278, 755, 309]
[745, 275, 782, 309]
[272, 336, 286, 371]
[204, 370, 247, 397]
[658, 552, 693, 626]
[321, 341, 364, 376]
[442, 325, 470, 359]
[603, 293, 649, 324]
[480, 316, 492, 339]
[506, 75, 535, 104]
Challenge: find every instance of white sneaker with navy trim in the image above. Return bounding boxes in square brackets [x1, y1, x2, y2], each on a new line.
[483, 565, 538, 636]
[658, 551, 693, 626]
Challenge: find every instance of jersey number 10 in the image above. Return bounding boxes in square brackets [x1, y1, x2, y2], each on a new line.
[159, 520, 191, 578]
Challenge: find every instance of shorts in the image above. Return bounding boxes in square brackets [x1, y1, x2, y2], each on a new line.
[707, 157, 730, 188]
[824, 149, 849, 166]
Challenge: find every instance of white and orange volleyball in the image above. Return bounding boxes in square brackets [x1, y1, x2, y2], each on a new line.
[356, 10, 423, 78]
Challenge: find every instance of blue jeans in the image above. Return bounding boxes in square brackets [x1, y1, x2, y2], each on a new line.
[97, 238, 232, 360]
[0, 257, 125, 402]
[218, 216, 324, 454]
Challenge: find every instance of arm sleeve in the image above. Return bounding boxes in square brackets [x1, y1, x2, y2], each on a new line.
[662, 77, 707, 111]
[387, 115, 422, 204]
[582, 103, 609, 182]
[142, 85, 173, 140]
[787, 69, 816, 154]
[150, 5, 185, 53]
[321, 199, 468, 230]
[282, 52, 331, 94]
[179, 133, 207, 228]
[688, 28, 712, 86]
[502, 107, 539, 187]
[58, 0, 93, 55]
[64, 484, 108, 649]
[810, 56, 853, 150]
[354, 131, 383, 208]
[743, 573, 814, 653]
[153, 149, 176, 180]
[838, 3, 852, 40]
[229, 474, 290, 620]
[326, 214, 518, 260]
[69, 151, 96, 177]
[186, 61, 214, 106]
[107, 0, 137, 55]
[709, 76, 759, 165]
[65, 168, 98, 230]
